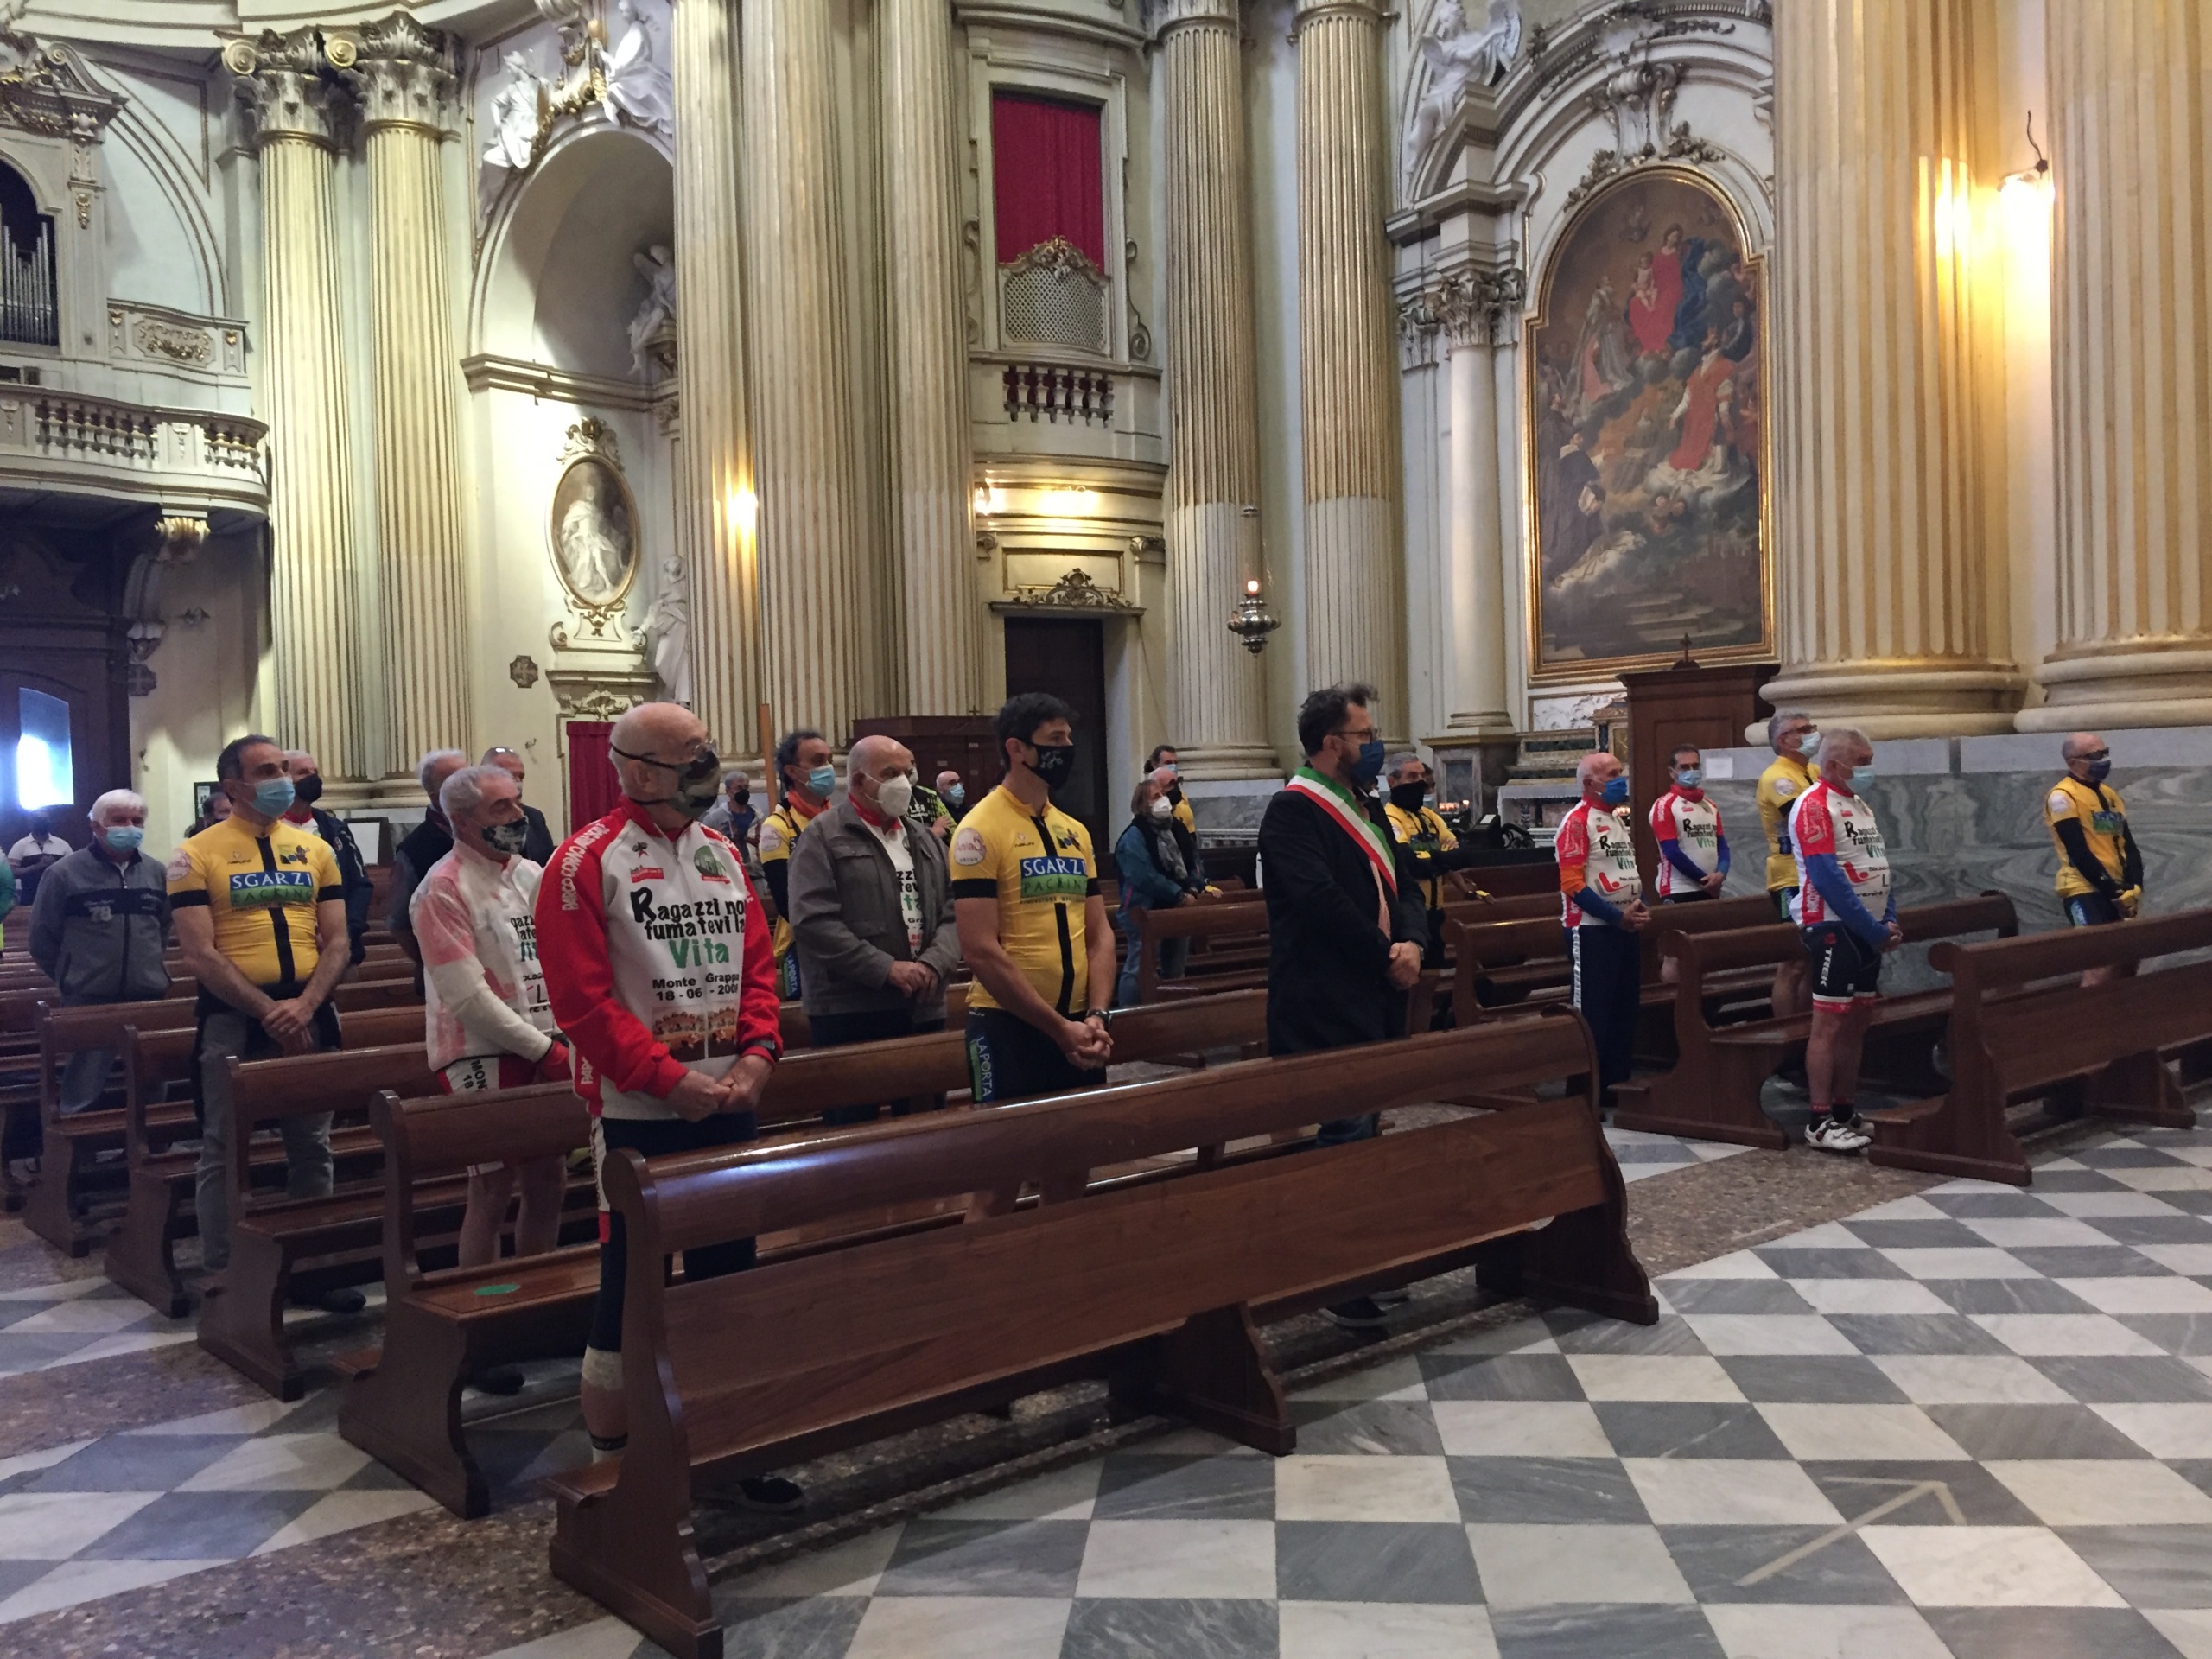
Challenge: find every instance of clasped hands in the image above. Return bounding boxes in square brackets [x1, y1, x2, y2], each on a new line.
[665, 1052, 775, 1122]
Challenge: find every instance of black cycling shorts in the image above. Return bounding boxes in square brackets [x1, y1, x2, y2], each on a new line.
[1801, 923, 1883, 1011]
[966, 1008, 1105, 1104]
[588, 1110, 759, 1354]
[2066, 891, 2122, 928]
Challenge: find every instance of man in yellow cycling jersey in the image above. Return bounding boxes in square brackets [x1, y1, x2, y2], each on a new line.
[953, 694, 1116, 1103]
[168, 733, 352, 1294]
[758, 728, 834, 998]
[2046, 731, 2144, 987]
[1757, 709, 1817, 1018]
[1383, 751, 1476, 966]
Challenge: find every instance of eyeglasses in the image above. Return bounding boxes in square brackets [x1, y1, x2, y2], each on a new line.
[2080, 751, 2111, 765]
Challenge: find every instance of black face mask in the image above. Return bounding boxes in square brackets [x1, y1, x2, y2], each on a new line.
[480, 819, 531, 857]
[1028, 741, 1076, 791]
[614, 743, 722, 820]
[1389, 782, 1427, 812]
[294, 773, 324, 807]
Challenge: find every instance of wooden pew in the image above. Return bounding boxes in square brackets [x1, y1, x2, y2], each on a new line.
[16, 977, 423, 1251]
[341, 991, 1272, 1516]
[548, 1012, 1652, 1659]
[1444, 861, 1560, 900]
[1611, 895, 2018, 1150]
[1868, 908, 2211, 1185]
[1133, 902, 1273, 1002]
[198, 1043, 442, 1397]
[105, 1004, 429, 1315]
[1446, 897, 1779, 1024]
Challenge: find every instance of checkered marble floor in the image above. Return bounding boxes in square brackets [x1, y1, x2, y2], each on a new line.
[1604, 1125, 1748, 1183]
[484, 1129, 2212, 1659]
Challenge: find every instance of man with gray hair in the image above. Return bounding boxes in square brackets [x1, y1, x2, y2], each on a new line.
[480, 747, 556, 865]
[788, 733, 962, 1117]
[388, 748, 471, 971]
[29, 789, 170, 1114]
[1788, 726, 1897, 1154]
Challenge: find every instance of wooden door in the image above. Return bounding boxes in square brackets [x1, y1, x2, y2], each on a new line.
[1002, 616, 1109, 855]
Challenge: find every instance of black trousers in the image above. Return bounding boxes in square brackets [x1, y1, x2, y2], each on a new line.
[1568, 925, 1641, 1092]
[809, 1007, 948, 1125]
[588, 1111, 758, 1354]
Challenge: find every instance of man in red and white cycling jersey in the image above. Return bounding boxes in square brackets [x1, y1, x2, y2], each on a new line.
[412, 763, 572, 1280]
[1788, 727, 1899, 1154]
[533, 702, 795, 1510]
[1556, 750, 1649, 1100]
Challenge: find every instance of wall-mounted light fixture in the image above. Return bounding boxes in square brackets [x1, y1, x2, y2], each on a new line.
[2001, 111, 2053, 204]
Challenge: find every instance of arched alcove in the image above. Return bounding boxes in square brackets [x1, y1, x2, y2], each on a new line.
[472, 124, 674, 378]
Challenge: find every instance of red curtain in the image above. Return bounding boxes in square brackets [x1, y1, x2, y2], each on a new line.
[566, 722, 621, 833]
[991, 92, 1105, 268]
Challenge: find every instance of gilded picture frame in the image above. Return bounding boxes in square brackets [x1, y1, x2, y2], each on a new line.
[547, 442, 640, 613]
[1522, 165, 1775, 683]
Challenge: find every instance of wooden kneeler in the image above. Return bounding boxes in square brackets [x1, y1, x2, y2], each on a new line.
[547, 1010, 1653, 1659]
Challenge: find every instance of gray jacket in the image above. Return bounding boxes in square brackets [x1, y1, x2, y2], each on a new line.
[787, 795, 961, 1017]
[28, 844, 172, 1005]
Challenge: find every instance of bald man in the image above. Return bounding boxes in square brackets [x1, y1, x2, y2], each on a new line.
[532, 702, 796, 1510]
[786, 734, 962, 1111]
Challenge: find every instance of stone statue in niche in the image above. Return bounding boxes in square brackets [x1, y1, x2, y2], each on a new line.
[629, 245, 677, 377]
[638, 556, 693, 707]
[1403, 0, 1523, 181]
[484, 49, 550, 173]
[603, 0, 672, 137]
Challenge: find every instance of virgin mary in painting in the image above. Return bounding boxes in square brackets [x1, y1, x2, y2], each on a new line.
[1526, 169, 1771, 677]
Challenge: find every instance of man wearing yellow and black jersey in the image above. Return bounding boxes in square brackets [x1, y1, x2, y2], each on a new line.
[1757, 709, 1818, 1022]
[953, 694, 1117, 1103]
[2046, 733, 2144, 958]
[168, 734, 352, 1288]
[1382, 751, 1477, 966]
[758, 728, 833, 999]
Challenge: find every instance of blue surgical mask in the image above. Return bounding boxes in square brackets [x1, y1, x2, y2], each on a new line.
[945, 782, 965, 806]
[807, 764, 836, 798]
[251, 776, 296, 817]
[1675, 768, 1704, 790]
[1351, 738, 1386, 788]
[1601, 775, 1631, 806]
[103, 825, 144, 854]
[1847, 764, 1875, 789]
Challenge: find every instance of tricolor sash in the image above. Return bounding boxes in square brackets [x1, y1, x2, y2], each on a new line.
[1286, 768, 1397, 894]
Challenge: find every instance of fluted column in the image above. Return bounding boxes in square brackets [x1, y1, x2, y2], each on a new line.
[743, 0, 871, 740]
[1158, 0, 1274, 778]
[1294, 0, 1403, 725]
[356, 16, 471, 774]
[2018, 0, 2212, 729]
[881, 0, 982, 717]
[1764, 0, 2021, 737]
[672, 0, 758, 742]
[1432, 269, 1519, 735]
[226, 30, 365, 779]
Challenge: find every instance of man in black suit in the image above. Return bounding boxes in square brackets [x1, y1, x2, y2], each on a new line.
[1260, 683, 1428, 1325]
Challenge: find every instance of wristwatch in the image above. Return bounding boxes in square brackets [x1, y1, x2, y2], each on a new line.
[1084, 1007, 1114, 1029]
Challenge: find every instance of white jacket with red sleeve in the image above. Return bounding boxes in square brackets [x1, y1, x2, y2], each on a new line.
[533, 797, 782, 1121]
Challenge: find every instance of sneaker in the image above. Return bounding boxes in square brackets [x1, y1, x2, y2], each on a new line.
[1804, 1116, 1870, 1154]
[733, 1475, 804, 1514]
[1322, 1296, 1389, 1329]
[290, 1284, 368, 1314]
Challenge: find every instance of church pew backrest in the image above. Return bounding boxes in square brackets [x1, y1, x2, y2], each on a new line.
[224, 1042, 439, 1210]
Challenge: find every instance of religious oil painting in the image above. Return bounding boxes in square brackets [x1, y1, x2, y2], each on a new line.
[549, 454, 639, 610]
[1525, 168, 1772, 679]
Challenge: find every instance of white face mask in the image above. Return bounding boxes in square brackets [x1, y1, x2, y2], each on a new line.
[1148, 795, 1173, 821]
[874, 773, 914, 819]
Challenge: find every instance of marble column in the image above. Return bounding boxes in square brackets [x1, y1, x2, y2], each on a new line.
[226, 29, 365, 779]
[672, 0, 759, 744]
[356, 16, 471, 774]
[743, 0, 871, 741]
[881, 0, 982, 717]
[1294, 0, 1404, 725]
[2018, 0, 2212, 729]
[1157, 0, 1274, 778]
[1431, 268, 1520, 737]
[1762, 0, 2021, 737]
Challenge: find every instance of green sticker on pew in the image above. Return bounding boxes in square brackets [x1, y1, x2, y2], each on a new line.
[474, 1283, 522, 1296]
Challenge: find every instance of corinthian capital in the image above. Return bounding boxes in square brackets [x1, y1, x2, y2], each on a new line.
[351, 13, 458, 136]
[224, 27, 355, 149]
[1428, 264, 1527, 348]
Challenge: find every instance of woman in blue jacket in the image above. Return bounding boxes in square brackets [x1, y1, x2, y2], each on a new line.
[1114, 771, 1204, 1006]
